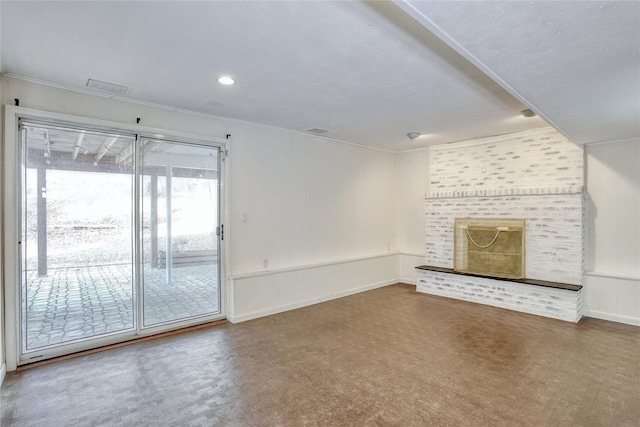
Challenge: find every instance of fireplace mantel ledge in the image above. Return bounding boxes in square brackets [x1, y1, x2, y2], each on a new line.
[426, 185, 583, 200]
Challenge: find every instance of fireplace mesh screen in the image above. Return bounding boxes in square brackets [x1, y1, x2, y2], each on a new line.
[454, 218, 526, 279]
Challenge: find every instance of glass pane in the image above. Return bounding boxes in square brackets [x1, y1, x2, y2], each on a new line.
[141, 139, 220, 327]
[21, 124, 136, 352]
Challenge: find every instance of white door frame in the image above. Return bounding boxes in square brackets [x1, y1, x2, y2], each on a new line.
[3, 105, 230, 370]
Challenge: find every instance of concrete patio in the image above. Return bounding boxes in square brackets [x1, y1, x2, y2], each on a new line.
[23, 263, 219, 351]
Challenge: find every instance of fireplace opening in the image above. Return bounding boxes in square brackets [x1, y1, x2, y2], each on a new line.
[454, 218, 526, 279]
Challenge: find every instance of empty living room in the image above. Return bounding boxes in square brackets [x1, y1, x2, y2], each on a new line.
[0, 1, 638, 426]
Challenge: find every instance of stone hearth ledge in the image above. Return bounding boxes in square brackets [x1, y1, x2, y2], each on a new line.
[415, 266, 584, 322]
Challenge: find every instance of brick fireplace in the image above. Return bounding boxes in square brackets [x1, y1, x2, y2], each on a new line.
[416, 128, 585, 321]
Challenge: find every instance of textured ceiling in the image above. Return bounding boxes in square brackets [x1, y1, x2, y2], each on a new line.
[2, 1, 635, 150]
[396, 0, 640, 145]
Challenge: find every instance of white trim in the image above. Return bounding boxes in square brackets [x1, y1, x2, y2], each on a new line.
[4, 73, 395, 154]
[229, 252, 400, 280]
[397, 145, 436, 154]
[585, 271, 640, 282]
[582, 136, 640, 147]
[4, 106, 20, 371]
[6, 105, 228, 145]
[399, 251, 424, 258]
[395, 153, 400, 258]
[220, 137, 231, 329]
[222, 136, 232, 323]
[584, 310, 640, 327]
[0, 363, 6, 386]
[228, 279, 397, 323]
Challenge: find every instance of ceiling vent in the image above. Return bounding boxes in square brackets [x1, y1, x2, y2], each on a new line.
[306, 128, 329, 135]
[86, 79, 130, 95]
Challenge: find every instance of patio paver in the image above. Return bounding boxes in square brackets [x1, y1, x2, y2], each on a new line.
[23, 263, 219, 351]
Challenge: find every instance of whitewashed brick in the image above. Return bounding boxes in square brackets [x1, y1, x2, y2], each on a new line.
[425, 193, 583, 284]
[429, 128, 583, 191]
[417, 269, 584, 322]
[422, 128, 585, 320]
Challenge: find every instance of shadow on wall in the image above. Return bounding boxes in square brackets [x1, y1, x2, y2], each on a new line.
[585, 140, 640, 274]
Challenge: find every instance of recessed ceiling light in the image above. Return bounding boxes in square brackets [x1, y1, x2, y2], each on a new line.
[521, 109, 536, 117]
[307, 128, 329, 134]
[407, 132, 421, 140]
[218, 76, 235, 85]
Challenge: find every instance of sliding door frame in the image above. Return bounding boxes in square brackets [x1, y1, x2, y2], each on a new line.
[136, 135, 224, 330]
[3, 105, 229, 370]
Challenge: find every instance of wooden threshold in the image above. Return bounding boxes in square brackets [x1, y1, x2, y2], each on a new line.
[17, 319, 228, 371]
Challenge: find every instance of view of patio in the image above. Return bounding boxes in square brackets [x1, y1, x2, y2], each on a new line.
[23, 263, 219, 351]
[20, 122, 221, 354]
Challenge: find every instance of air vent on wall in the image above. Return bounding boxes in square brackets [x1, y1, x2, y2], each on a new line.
[86, 79, 130, 95]
[307, 128, 329, 135]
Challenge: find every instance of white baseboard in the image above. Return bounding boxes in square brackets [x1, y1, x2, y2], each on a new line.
[583, 274, 639, 327]
[0, 362, 6, 386]
[584, 310, 640, 327]
[225, 276, 637, 327]
[228, 279, 397, 323]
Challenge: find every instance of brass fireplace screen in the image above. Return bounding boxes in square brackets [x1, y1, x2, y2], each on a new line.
[454, 218, 526, 279]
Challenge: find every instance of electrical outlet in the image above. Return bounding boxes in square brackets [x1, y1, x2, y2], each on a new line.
[263, 259, 269, 269]
[241, 213, 248, 223]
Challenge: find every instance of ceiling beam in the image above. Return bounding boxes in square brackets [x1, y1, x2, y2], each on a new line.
[392, 0, 574, 143]
[94, 137, 117, 162]
[72, 133, 85, 160]
[115, 141, 135, 164]
[115, 140, 169, 164]
[26, 148, 216, 178]
[145, 140, 168, 154]
[43, 130, 51, 159]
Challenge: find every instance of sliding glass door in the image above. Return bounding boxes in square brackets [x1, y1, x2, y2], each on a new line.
[20, 123, 136, 354]
[140, 138, 221, 326]
[18, 120, 222, 363]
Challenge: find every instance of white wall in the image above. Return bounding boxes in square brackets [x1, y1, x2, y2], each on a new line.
[0, 73, 5, 383]
[229, 254, 399, 322]
[397, 149, 429, 253]
[228, 121, 398, 321]
[1, 76, 399, 330]
[397, 149, 429, 283]
[586, 140, 640, 276]
[584, 140, 640, 325]
[230, 125, 397, 274]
